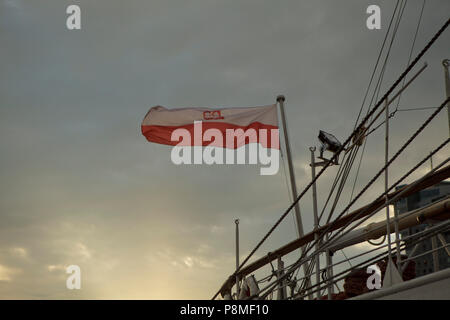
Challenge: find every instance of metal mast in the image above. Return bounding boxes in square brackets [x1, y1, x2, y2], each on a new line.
[276, 95, 312, 298]
[443, 59, 450, 136]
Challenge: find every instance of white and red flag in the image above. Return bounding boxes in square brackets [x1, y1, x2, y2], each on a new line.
[141, 105, 279, 149]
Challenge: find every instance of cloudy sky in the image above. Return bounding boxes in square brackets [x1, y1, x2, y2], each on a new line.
[0, 0, 449, 299]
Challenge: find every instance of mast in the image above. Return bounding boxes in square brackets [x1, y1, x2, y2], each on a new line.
[276, 95, 312, 298]
[235, 219, 240, 298]
[384, 96, 403, 287]
[443, 59, 450, 136]
[277, 95, 304, 237]
[309, 147, 321, 299]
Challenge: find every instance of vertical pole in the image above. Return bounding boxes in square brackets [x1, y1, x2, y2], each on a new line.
[235, 219, 240, 299]
[277, 95, 312, 299]
[276, 257, 287, 300]
[391, 105, 402, 269]
[384, 97, 402, 287]
[443, 59, 450, 136]
[437, 59, 450, 271]
[277, 95, 305, 239]
[310, 147, 321, 299]
[384, 97, 394, 285]
[326, 248, 333, 299]
[431, 233, 440, 272]
[437, 233, 450, 257]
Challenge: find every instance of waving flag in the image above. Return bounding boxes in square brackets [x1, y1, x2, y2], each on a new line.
[141, 105, 279, 149]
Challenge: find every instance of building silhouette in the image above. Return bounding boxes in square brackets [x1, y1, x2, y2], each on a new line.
[394, 181, 450, 277]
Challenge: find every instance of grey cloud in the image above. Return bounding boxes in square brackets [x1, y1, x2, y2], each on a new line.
[0, 0, 449, 298]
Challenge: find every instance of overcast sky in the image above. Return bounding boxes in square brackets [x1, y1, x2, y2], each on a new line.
[0, 0, 449, 299]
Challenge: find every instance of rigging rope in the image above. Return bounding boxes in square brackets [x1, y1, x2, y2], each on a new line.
[263, 211, 450, 300]
[260, 220, 450, 299]
[212, 15, 450, 301]
[367, 235, 387, 246]
[352, 0, 402, 130]
[317, 98, 450, 250]
[392, 0, 426, 116]
[306, 0, 408, 292]
[248, 131, 450, 300]
[289, 222, 450, 300]
[367, 0, 427, 137]
[318, 1, 408, 261]
[319, 0, 404, 225]
[398, 106, 439, 111]
[331, 0, 404, 223]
